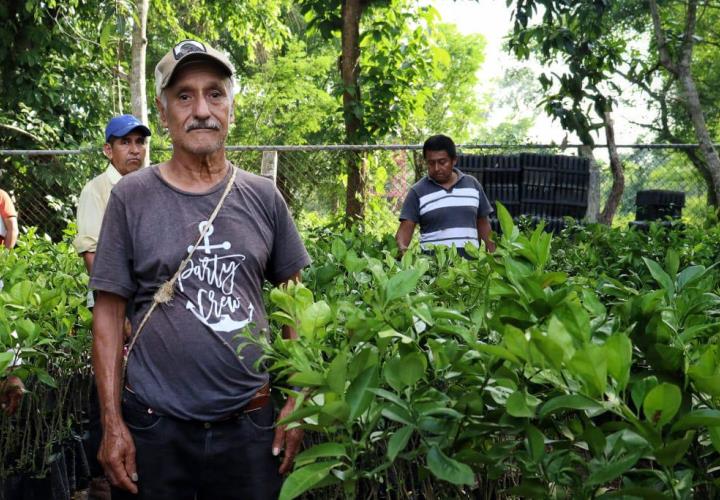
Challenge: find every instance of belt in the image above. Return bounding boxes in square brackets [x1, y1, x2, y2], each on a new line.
[215, 383, 271, 421]
[124, 383, 271, 422]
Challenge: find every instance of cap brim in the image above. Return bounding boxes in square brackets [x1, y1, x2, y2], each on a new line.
[165, 54, 233, 89]
[107, 124, 152, 141]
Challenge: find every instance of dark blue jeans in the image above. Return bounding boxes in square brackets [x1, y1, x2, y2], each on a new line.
[111, 390, 283, 500]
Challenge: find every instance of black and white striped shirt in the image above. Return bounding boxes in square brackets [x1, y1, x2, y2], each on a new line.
[399, 169, 493, 253]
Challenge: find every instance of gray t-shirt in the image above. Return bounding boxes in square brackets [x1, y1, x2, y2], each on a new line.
[90, 165, 311, 421]
[399, 168, 493, 254]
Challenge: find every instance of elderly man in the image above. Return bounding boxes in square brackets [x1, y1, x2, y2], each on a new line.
[74, 115, 151, 276]
[0, 188, 18, 249]
[396, 134, 496, 257]
[90, 40, 310, 500]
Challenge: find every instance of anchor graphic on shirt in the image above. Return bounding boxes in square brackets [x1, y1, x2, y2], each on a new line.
[186, 302, 255, 332]
[188, 221, 231, 254]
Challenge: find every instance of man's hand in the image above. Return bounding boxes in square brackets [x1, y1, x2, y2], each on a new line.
[395, 220, 416, 256]
[485, 240, 497, 253]
[98, 421, 139, 494]
[0, 375, 25, 416]
[272, 396, 303, 475]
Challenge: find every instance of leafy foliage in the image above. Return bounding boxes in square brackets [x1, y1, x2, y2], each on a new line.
[251, 209, 720, 498]
[0, 227, 92, 478]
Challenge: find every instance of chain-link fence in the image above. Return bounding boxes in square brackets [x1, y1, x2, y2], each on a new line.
[0, 144, 710, 241]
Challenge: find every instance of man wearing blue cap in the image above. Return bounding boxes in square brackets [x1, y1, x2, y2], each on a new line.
[73, 114, 150, 499]
[74, 115, 151, 272]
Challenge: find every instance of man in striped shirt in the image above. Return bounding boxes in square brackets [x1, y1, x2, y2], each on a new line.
[396, 135, 495, 257]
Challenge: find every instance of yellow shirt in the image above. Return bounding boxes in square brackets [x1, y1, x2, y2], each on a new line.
[73, 164, 122, 254]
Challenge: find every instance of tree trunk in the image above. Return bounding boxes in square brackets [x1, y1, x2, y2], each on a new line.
[681, 147, 719, 206]
[130, 0, 150, 165]
[678, 68, 720, 207]
[579, 145, 600, 223]
[598, 111, 624, 225]
[341, 0, 366, 222]
[412, 150, 424, 183]
[649, 0, 720, 207]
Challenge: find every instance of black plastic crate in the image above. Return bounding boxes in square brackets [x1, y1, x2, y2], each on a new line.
[521, 201, 556, 219]
[555, 201, 587, 219]
[463, 168, 483, 184]
[636, 205, 683, 221]
[522, 167, 557, 202]
[636, 190, 685, 207]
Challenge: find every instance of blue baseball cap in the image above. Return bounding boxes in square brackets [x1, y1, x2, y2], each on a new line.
[104, 115, 152, 142]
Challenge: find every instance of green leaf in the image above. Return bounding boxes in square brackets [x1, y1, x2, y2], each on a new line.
[344, 250, 367, 273]
[330, 238, 347, 261]
[664, 249, 679, 277]
[605, 333, 632, 390]
[496, 202, 517, 242]
[326, 352, 347, 395]
[631, 376, 658, 412]
[0, 351, 14, 375]
[671, 409, 720, 432]
[381, 404, 414, 426]
[643, 257, 674, 295]
[474, 343, 520, 364]
[295, 443, 347, 467]
[708, 426, 720, 454]
[369, 388, 409, 410]
[378, 329, 414, 344]
[399, 352, 426, 387]
[288, 371, 325, 387]
[568, 344, 607, 398]
[525, 424, 545, 463]
[346, 365, 379, 420]
[687, 346, 720, 397]
[319, 400, 350, 424]
[278, 405, 321, 426]
[9, 280, 33, 305]
[654, 431, 695, 467]
[506, 390, 536, 418]
[387, 425, 414, 461]
[383, 356, 405, 392]
[538, 394, 603, 418]
[279, 461, 341, 500]
[35, 368, 57, 388]
[586, 451, 643, 486]
[676, 265, 706, 291]
[643, 383, 681, 428]
[426, 446, 475, 486]
[385, 266, 425, 304]
[270, 287, 294, 314]
[298, 301, 332, 339]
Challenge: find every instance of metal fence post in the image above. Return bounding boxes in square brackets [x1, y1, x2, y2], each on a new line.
[261, 151, 278, 184]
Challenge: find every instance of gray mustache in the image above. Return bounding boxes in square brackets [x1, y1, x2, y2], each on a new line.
[186, 120, 220, 132]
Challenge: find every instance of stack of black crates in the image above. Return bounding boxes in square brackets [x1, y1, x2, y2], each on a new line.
[456, 152, 590, 233]
[630, 190, 685, 230]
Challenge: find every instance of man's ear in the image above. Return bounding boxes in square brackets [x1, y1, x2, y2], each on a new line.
[156, 96, 168, 128]
[103, 143, 113, 161]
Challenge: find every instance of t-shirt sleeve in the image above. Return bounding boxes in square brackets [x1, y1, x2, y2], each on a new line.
[266, 189, 311, 284]
[0, 190, 17, 218]
[476, 181, 494, 218]
[89, 192, 137, 299]
[399, 189, 420, 223]
[73, 183, 104, 254]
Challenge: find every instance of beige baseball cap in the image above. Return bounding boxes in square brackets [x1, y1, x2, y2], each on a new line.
[154, 40, 235, 96]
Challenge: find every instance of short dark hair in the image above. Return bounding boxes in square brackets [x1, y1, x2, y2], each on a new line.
[423, 135, 457, 159]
